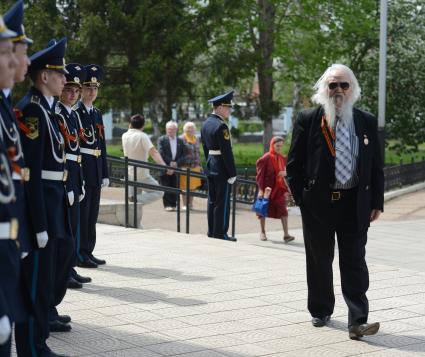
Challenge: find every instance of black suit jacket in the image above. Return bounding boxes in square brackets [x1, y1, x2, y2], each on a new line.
[157, 135, 186, 167]
[286, 106, 384, 231]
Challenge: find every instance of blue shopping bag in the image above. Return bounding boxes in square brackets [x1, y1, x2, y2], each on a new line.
[252, 197, 269, 217]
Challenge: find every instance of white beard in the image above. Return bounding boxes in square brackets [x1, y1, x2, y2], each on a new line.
[323, 96, 354, 128]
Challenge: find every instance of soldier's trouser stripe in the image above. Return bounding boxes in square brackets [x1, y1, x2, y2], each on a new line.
[29, 252, 39, 357]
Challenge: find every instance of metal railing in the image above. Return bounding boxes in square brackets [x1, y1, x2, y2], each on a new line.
[107, 155, 258, 237]
[384, 160, 425, 191]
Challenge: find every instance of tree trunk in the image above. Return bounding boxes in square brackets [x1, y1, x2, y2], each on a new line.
[291, 84, 301, 125]
[257, 0, 276, 153]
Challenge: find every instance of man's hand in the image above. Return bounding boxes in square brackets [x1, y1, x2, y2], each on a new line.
[370, 209, 382, 222]
[67, 191, 75, 206]
[0, 315, 11, 345]
[36, 231, 48, 248]
[170, 161, 177, 168]
[257, 189, 264, 198]
[166, 169, 174, 175]
[227, 176, 236, 185]
[101, 178, 110, 188]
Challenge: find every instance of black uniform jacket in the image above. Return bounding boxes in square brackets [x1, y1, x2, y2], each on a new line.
[0, 92, 33, 251]
[56, 102, 84, 199]
[200, 114, 236, 179]
[286, 106, 384, 231]
[73, 101, 108, 188]
[17, 87, 68, 239]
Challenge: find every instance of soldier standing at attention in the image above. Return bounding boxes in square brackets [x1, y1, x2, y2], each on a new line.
[56, 63, 92, 289]
[0, 14, 22, 357]
[14, 37, 70, 357]
[200, 90, 237, 242]
[74, 64, 109, 268]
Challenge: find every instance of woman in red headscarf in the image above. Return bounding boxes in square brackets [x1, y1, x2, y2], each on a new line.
[255, 136, 295, 242]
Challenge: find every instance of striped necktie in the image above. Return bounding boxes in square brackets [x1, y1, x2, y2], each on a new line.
[335, 118, 352, 184]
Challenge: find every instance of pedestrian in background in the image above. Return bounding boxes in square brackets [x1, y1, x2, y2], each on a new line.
[179, 121, 202, 210]
[157, 121, 186, 211]
[286, 64, 384, 339]
[122, 113, 167, 204]
[255, 136, 294, 242]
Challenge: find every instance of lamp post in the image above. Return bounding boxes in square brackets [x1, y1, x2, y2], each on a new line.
[378, 0, 388, 162]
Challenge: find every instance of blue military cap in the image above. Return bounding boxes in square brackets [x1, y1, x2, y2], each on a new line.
[28, 37, 67, 74]
[83, 64, 103, 87]
[0, 15, 17, 40]
[4, 0, 33, 45]
[65, 63, 86, 87]
[208, 90, 234, 107]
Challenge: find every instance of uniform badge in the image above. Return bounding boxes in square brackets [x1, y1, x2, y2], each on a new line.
[223, 129, 230, 140]
[30, 95, 40, 104]
[91, 66, 97, 71]
[25, 117, 39, 140]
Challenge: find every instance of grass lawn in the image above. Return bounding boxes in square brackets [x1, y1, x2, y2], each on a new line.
[107, 141, 425, 168]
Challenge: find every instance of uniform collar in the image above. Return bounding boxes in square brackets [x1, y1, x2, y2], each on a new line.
[211, 112, 224, 121]
[83, 102, 93, 113]
[2, 88, 11, 98]
[58, 101, 72, 115]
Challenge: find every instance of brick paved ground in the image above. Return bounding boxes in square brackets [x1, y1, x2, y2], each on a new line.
[12, 189, 425, 356]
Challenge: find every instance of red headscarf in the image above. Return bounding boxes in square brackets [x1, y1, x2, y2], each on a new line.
[269, 137, 286, 190]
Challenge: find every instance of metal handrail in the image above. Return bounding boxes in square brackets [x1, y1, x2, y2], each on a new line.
[107, 155, 257, 238]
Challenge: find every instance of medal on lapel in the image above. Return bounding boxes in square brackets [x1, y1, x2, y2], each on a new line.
[364, 134, 369, 146]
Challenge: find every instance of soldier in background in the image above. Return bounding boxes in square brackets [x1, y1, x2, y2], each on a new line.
[56, 63, 92, 290]
[74, 64, 109, 268]
[14, 38, 70, 357]
[200, 90, 237, 242]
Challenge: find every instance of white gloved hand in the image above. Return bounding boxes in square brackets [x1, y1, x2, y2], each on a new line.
[36, 231, 48, 249]
[79, 182, 86, 202]
[21, 252, 29, 259]
[227, 176, 237, 185]
[67, 191, 75, 206]
[101, 178, 110, 188]
[0, 315, 11, 345]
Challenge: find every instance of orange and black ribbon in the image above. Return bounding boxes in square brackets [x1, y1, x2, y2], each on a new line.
[321, 115, 335, 157]
[96, 123, 104, 139]
[7, 146, 22, 180]
[13, 108, 31, 135]
[79, 128, 88, 143]
[58, 120, 77, 143]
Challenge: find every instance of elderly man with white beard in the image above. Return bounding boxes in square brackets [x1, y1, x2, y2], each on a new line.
[286, 64, 384, 339]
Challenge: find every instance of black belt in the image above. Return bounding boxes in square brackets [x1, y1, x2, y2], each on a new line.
[331, 188, 357, 201]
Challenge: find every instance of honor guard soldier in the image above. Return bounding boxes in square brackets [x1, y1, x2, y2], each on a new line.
[14, 37, 70, 357]
[56, 63, 92, 290]
[74, 64, 109, 268]
[200, 90, 237, 242]
[3, 0, 33, 256]
[0, 14, 24, 357]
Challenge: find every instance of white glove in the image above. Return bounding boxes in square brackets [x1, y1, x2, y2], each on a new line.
[227, 176, 237, 185]
[36, 231, 48, 249]
[0, 315, 11, 345]
[21, 252, 29, 259]
[79, 184, 85, 202]
[67, 191, 75, 206]
[101, 178, 110, 188]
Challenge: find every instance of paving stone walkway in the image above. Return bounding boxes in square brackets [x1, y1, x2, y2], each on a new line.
[12, 189, 425, 356]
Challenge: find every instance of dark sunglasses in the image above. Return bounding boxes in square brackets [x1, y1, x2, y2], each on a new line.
[328, 82, 350, 90]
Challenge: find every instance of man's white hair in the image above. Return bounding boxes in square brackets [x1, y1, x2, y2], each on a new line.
[311, 64, 361, 106]
[165, 120, 178, 129]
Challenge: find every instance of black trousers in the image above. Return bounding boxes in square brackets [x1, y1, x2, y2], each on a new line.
[50, 234, 74, 321]
[69, 201, 80, 267]
[301, 189, 369, 326]
[15, 238, 58, 357]
[79, 186, 101, 259]
[160, 174, 177, 208]
[207, 175, 231, 239]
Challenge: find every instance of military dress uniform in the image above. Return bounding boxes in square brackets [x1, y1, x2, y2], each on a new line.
[0, 15, 24, 357]
[200, 91, 237, 241]
[55, 63, 91, 292]
[14, 38, 71, 357]
[74, 65, 109, 268]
